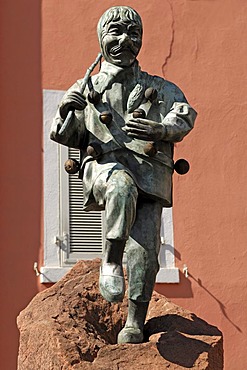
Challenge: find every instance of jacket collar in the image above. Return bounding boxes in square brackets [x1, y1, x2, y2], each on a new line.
[93, 60, 145, 113]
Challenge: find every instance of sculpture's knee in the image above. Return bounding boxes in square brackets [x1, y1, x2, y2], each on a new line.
[106, 170, 137, 199]
[104, 171, 138, 240]
[105, 171, 138, 210]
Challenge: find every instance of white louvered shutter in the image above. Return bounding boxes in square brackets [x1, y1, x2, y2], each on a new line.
[60, 147, 104, 265]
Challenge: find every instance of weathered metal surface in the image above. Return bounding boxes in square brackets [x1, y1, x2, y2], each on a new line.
[50, 5, 196, 344]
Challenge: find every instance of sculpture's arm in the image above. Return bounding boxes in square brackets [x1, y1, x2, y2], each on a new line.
[125, 76, 197, 143]
[50, 81, 87, 149]
[124, 102, 196, 143]
[161, 102, 197, 142]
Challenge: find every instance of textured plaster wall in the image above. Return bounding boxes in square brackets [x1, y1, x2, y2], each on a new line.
[42, 1, 247, 369]
[0, 2, 42, 370]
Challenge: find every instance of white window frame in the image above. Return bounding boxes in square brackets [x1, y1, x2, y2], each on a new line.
[41, 89, 179, 284]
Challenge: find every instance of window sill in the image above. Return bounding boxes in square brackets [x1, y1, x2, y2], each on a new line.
[40, 266, 180, 284]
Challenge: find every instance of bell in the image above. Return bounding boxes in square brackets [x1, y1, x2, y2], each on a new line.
[143, 142, 157, 157]
[174, 159, 190, 175]
[99, 111, 113, 124]
[88, 90, 101, 105]
[133, 108, 146, 119]
[64, 158, 80, 174]
[145, 87, 157, 102]
[86, 142, 103, 158]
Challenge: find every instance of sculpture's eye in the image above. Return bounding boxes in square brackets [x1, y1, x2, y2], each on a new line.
[130, 31, 139, 38]
[127, 25, 141, 40]
[108, 27, 121, 36]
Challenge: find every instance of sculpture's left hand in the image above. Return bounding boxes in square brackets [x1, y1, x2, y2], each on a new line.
[124, 118, 166, 141]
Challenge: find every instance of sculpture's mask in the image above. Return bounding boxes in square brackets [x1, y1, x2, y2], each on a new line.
[97, 6, 143, 67]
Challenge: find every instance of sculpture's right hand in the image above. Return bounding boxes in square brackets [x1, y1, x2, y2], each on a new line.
[59, 91, 87, 120]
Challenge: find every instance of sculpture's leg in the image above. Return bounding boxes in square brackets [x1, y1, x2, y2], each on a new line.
[93, 170, 138, 302]
[118, 299, 149, 343]
[118, 199, 162, 343]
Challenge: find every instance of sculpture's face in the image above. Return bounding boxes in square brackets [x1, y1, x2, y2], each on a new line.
[101, 20, 142, 67]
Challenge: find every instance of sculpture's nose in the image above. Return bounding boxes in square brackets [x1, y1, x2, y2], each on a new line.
[119, 33, 132, 47]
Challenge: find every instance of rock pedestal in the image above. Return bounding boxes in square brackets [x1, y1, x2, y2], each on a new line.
[17, 260, 223, 369]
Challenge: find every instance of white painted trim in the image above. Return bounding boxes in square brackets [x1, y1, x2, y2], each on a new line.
[156, 267, 179, 283]
[40, 266, 71, 283]
[40, 266, 179, 284]
[157, 208, 180, 283]
[43, 90, 65, 270]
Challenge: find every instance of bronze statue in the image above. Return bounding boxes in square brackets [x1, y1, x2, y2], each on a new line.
[50, 6, 197, 344]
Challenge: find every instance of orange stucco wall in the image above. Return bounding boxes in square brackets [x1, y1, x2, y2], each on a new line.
[1, 1, 247, 369]
[0, 2, 42, 369]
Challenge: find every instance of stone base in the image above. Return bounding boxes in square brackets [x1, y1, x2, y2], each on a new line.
[17, 260, 223, 369]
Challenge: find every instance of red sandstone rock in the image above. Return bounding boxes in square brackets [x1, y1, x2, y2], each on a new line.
[17, 259, 223, 369]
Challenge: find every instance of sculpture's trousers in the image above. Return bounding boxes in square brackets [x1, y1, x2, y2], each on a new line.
[93, 169, 162, 302]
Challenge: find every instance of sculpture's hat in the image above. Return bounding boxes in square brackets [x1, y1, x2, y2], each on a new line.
[97, 6, 143, 44]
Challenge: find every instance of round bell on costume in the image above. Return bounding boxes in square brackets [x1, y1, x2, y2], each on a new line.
[64, 158, 81, 174]
[88, 90, 101, 105]
[174, 159, 190, 175]
[99, 111, 113, 124]
[86, 142, 103, 158]
[132, 108, 146, 119]
[143, 142, 157, 157]
[145, 87, 157, 102]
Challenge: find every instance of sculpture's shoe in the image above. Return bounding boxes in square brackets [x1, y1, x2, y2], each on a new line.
[99, 263, 125, 303]
[117, 326, 144, 344]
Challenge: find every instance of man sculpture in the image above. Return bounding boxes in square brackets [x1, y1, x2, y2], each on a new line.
[50, 6, 197, 344]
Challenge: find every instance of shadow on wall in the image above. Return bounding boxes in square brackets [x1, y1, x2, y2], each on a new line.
[155, 271, 194, 299]
[190, 274, 242, 333]
[155, 270, 242, 333]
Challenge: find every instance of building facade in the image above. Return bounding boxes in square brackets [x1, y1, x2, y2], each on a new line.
[1, 1, 247, 369]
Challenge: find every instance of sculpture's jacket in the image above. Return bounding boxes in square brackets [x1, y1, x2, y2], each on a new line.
[51, 61, 197, 210]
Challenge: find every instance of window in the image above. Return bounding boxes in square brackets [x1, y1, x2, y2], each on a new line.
[41, 89, 179, 284]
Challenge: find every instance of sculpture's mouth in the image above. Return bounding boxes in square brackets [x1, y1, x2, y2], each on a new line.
[110, 45, 136, 57]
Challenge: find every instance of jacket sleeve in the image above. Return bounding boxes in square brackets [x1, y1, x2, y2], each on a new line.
[162, 101, 197, 142]
[50, 80, 87, 149]
[155, 78, 197, 143]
